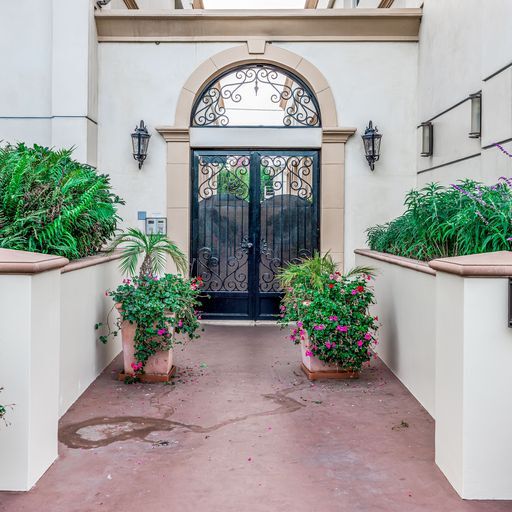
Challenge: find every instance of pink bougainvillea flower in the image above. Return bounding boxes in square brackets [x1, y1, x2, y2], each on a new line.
[280, 305, 286, 312]
[336, 325, 348, 332]
[325, 341, 332, 349]
[178, 320, 183, 328]
[357, 340, 364, 347]
[366, 275, 372, 281]
[313, 324, 325, 331]
[374, 315, 379, 321]
[364, 333, 372, 341]
[305, 350, 314, 357]
[297, 321, 303, 328]
[157, 328, 167, 336]
[351, 290, 357, 295]
[329, 315, 338, 322]
[290, 335, 295, 341]
[329, 274, 335, 280]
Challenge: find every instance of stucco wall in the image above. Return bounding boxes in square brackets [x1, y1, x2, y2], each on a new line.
[98, 41, 418, 268]
[434, 272, 512, 499]
[416, 0, 512, 185]
[355, 251, 436, 417]
[59, 259, 123, 417]
[0, 0, 98, 166]
[0, 254, 123, 491]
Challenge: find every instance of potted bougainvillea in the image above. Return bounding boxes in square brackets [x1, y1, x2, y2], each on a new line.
[278, 253, 378, 380]
[97, 229, 203, 383]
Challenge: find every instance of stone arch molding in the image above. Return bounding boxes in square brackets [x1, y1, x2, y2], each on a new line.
[174, 43, 338, 128]
[157, 43, 355, 272]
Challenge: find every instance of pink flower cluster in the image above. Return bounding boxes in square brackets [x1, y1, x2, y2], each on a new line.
[131, 361, 143, 372]
[351, 285, 365, 295]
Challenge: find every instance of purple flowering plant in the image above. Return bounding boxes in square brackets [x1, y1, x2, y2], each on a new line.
[367, 176, 512, 261]
[278, 253, 379, 371]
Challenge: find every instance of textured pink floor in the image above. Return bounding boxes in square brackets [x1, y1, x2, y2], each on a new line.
[1, 325, 511, 512]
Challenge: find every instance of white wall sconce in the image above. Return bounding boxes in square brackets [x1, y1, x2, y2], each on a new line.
[420, 121, 433, 157]
[131, 120, 151, 169]
[361, 120, 382, 171]
[469, 92, 482, 138]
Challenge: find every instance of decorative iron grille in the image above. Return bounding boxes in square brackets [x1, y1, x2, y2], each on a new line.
[191, 64, 321, 128]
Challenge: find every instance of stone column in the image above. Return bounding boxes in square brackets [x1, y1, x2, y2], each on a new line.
[321, 128, 355, 269]
[157, 127, 191, 274]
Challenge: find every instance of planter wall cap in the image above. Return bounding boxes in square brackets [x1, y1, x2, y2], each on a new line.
[428, 251, 512, 277]
[354, 248, 436, 276]
[0, 248, 69, 275]
[61, 250, 124, 274]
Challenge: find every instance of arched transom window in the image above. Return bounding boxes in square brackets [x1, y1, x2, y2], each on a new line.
[191, 64, 321, 128]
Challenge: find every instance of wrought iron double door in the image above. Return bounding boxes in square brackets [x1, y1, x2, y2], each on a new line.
[191, 150, 319, 320]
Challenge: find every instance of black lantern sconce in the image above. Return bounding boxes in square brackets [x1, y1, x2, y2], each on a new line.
[420, 121, 433, 157]
[361, 121, 382, 171]
[131, 120, 151, 169]
[469, 92, 482, 138]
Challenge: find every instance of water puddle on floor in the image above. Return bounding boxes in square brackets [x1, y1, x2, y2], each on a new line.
[59, 386, 305, 449]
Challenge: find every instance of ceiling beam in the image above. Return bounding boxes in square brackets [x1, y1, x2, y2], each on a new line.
[192, 0, 205, 8]
[95, 9, 422, 42]
[123, 0, 139, 8]
[305, 0, 319, 8]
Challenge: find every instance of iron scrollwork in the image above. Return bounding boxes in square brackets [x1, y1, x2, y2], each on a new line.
[192, 64, 321, 128]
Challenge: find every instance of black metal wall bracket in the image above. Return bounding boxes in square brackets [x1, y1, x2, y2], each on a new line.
[508, 278, 512, 328]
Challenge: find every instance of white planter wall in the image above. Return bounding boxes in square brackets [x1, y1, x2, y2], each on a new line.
[0, 251, 122, 491]
[355, 251, 436, 417]
[356, 249, 512, 500]
[59, 259, 122, 417]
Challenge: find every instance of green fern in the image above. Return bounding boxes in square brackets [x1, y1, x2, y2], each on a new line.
[0, 143, 124, 259]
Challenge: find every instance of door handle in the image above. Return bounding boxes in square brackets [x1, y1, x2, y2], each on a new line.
[241, 237, 253, 251]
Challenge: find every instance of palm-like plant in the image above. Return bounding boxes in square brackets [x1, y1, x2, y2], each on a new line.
[279, 252, 374, 291]
[109, 228, 188, 278]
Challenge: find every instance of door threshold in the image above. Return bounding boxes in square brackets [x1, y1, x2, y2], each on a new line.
[200, 320, 279, 327]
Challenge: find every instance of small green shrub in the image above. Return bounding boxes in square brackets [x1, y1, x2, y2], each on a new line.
[367, 179, 512, 261]
[278, 253, 378, 372]
[0, 143, 124, 259]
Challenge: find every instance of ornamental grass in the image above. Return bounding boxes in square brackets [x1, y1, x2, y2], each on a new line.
[367, 179, 512, 262]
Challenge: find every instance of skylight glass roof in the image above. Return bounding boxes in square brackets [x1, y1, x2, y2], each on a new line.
[202, 0, 306, 8]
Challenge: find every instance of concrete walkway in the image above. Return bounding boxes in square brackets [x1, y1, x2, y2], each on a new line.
[1, 325, 510, 512]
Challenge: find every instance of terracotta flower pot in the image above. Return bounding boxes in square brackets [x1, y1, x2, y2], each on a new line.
[300, 334, 359, 380]
[116, 304, 174, 380]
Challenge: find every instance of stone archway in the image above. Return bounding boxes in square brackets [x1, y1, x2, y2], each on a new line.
[157, 43, 355, 273]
